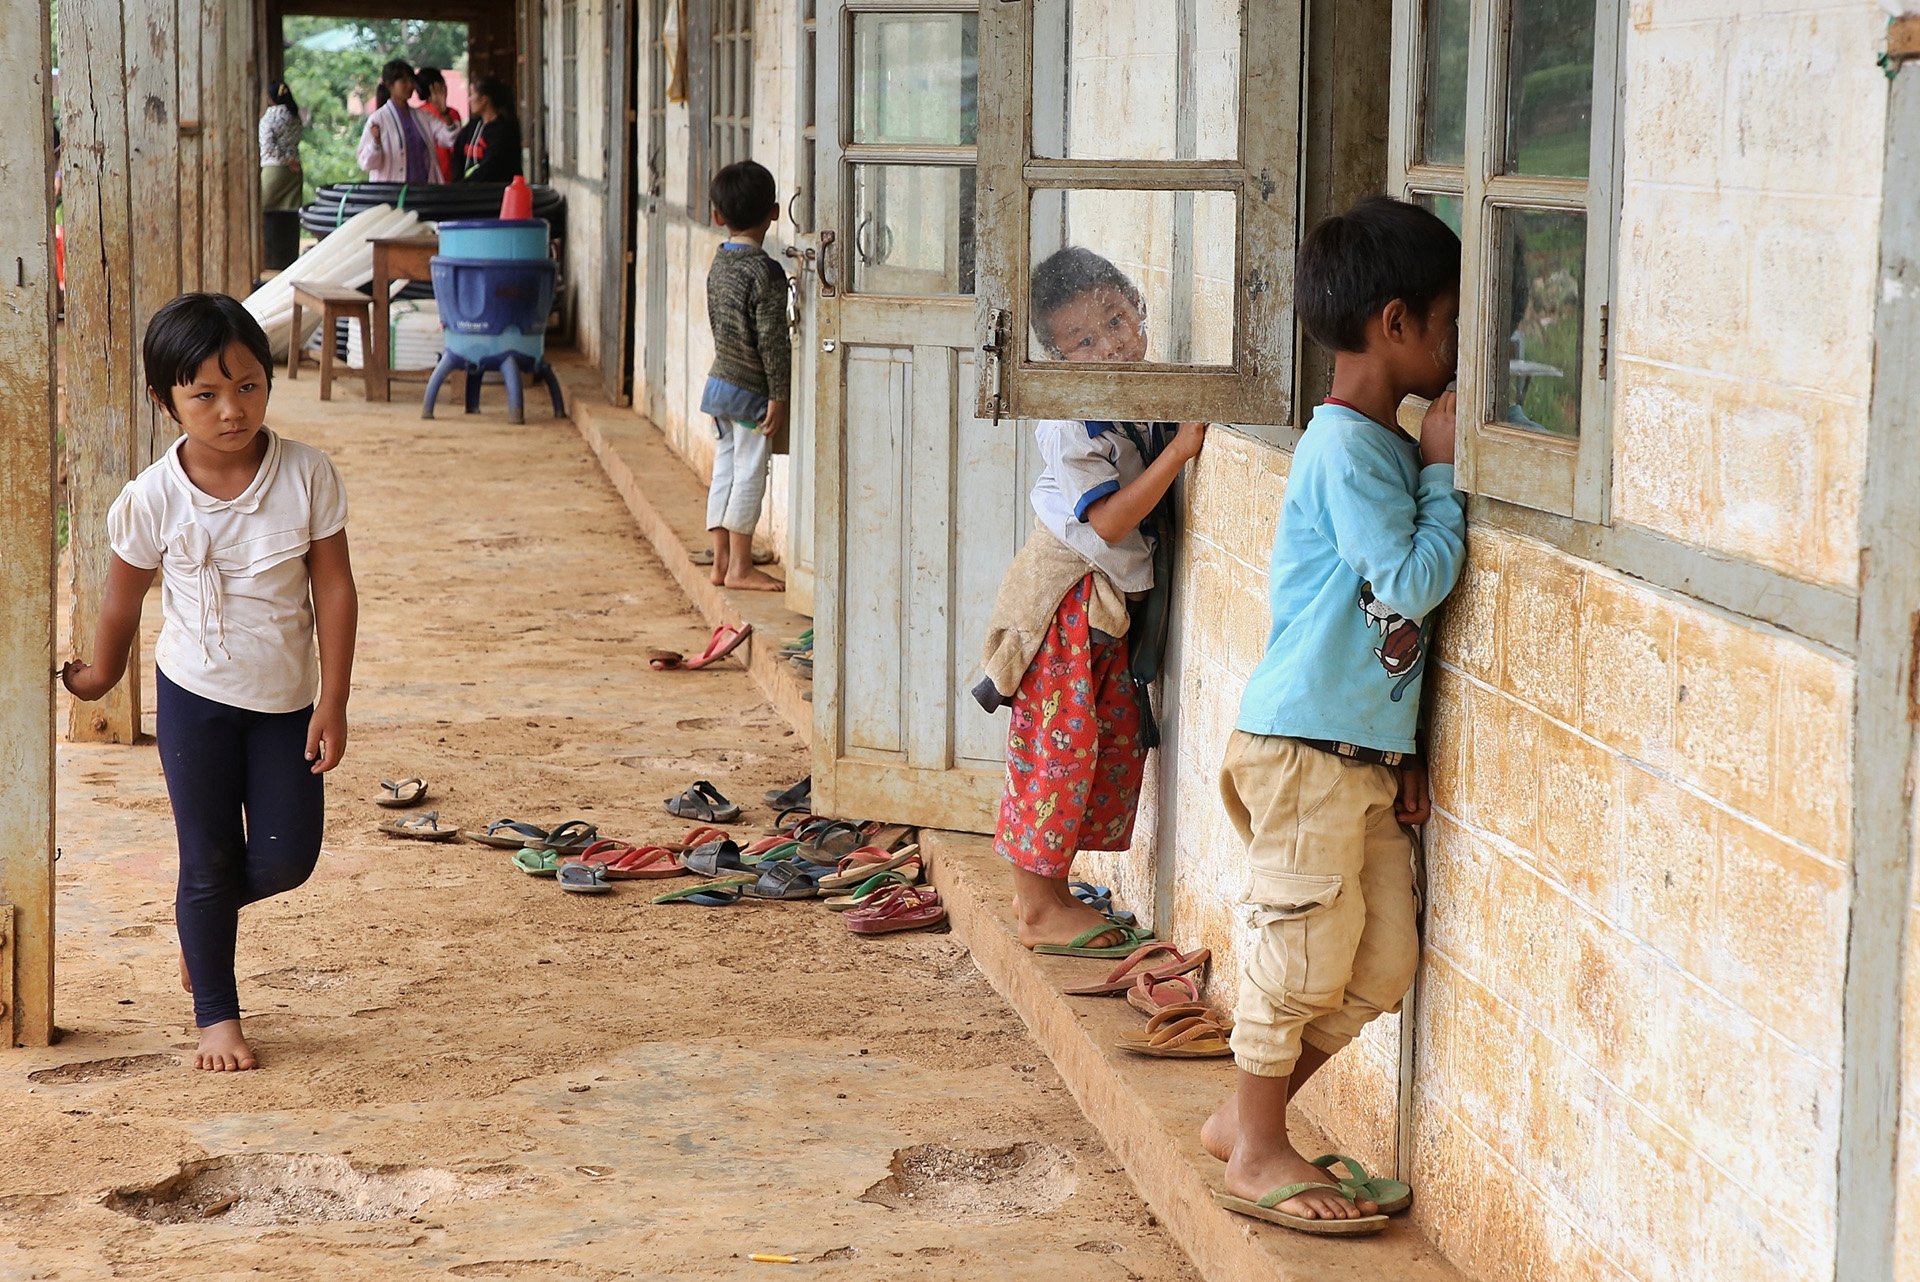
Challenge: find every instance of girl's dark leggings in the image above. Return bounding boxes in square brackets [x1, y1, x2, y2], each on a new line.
[155, 669, 324, 1027]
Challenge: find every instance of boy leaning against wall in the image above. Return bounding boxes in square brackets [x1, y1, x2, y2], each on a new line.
[975, 248, 1205, 954]
[1202, 197, 1466, 1236]
[700, 159, 790, 592]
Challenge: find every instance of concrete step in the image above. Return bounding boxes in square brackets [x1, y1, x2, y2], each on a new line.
[923, 830, 1468, 1282]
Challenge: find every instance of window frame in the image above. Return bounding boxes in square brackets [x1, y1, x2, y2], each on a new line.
[973, 0, 1303, 426]
[561, 0, 580, 173]
[1388, 0, 1625, 523]
[711, 0, 753, 177]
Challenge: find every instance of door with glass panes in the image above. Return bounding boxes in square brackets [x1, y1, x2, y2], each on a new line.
[811, 3, 1044, 833]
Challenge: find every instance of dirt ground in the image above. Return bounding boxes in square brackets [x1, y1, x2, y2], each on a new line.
[0, 370, 1198, 1281]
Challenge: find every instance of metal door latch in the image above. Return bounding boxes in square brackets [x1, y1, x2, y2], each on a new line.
[978, 307, 1011, 424]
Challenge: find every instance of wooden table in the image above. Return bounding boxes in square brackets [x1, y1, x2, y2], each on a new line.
[367, 233, 439, 403]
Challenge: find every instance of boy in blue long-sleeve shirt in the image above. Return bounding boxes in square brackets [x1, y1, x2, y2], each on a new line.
[1202, 198, 1466, 1235]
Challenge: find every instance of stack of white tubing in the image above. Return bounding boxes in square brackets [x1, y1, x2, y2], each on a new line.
[243, 205, 425, 361]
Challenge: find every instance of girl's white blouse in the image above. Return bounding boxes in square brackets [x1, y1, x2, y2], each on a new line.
[108, 429, 348, 714]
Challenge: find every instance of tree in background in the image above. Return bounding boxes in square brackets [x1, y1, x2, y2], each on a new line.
[282, 18, 467, 204]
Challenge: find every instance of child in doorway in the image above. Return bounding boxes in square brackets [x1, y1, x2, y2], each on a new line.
[1201, 197, 1465, 1234]
[700, 159, 790, 592]
[62, 293, 359, 1073]
[975, 247, 1206, 953]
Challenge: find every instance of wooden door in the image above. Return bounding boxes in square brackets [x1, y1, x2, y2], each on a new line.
[601, 0, 639, 405]
[641, 0, 671, 424]
[812, 2, 1041, 834]
[780, 0, 822, 615]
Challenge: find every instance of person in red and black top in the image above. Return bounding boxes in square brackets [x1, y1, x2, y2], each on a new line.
[451, 77, 525, 183]
[413, 67, 462, 183]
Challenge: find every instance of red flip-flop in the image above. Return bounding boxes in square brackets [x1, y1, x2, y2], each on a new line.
[685, 623, 752, 670]
[570, 840, 686, 879]
[664, 825, 731, 852]
[846, 886, 947, 935]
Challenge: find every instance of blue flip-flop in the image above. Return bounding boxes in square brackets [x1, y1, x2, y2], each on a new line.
[557, 861, 611, 895]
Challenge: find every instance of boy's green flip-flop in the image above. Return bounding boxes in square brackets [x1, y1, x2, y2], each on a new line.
[1310, 1153, 1412, 1215]
[1212, 1182, 1389, 1236]
[1033, 924, 1159, 958]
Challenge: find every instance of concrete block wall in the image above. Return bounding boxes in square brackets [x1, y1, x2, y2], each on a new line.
[1613, 0, 1885, 587]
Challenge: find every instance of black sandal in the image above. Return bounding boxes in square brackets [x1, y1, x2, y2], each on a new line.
[665, 779, 742, 824]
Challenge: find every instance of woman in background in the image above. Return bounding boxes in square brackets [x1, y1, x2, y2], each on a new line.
[356, 60, 454, 184]
[258, 83, 304, 208]
[451, 76, 524, 183]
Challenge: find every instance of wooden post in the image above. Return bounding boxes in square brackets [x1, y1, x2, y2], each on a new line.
[176, 0, 205, 293]
[129, 0, 183, 470]
[60, 0, 143, 745]
[0, 0, 61, 1048]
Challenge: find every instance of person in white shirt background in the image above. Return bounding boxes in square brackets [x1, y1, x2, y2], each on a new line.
[356, 59, 455, 184]
[63, 293, 360, 1073]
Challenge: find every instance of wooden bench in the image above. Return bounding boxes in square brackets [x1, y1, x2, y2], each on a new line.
[287, 284, 373, 402]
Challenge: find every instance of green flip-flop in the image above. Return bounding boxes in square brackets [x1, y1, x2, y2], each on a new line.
[1033, 924, 1160, 958]
[1310, 1153, 1412, 1215]
[652, 875, 757, 905]
[512, 848, 563, 877]
[1213, 1181, 1389, 1235]
[823, 868, 917, 912]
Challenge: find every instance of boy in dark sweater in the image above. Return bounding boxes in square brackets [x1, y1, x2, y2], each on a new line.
[700, 160, 790, 591]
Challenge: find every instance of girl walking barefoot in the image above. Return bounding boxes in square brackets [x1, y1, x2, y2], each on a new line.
[63, 293, 358, 1072]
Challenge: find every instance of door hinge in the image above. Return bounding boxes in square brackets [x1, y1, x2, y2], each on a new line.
[1597, 303, 1609, 381]
[978, 307, 1012, 424]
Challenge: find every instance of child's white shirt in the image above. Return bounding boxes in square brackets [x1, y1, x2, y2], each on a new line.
[108, 428, 348, 714]
[1028, 419, 1164, 593]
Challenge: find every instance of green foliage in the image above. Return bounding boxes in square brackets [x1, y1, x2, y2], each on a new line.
[279, 18, 468, 204]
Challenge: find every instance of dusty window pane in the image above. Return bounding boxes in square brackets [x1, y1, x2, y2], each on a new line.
[851, 165, 976, 296]
[1420, 0, 1469, 167]
[1505, 0, 1594, 177]
[1416, 191, 1464, 234]
[852, 13, 978, 146]
[1496, 207, 1584, 437]
[1026, 189, 1235, 365]
[1030, 0, 1240, 161]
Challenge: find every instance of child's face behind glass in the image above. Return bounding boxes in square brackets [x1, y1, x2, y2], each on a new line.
[1046, 285, 1148, 363]
[166, 341, 270, 456]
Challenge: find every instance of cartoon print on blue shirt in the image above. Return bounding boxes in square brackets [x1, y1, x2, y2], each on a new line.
[1358, 582, 1425, 702]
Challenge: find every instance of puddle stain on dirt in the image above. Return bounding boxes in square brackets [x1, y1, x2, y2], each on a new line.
[28, 1055, 180, 1085]
[860, 1143, 1076, 1225]
[103, 1154, 523, 1227]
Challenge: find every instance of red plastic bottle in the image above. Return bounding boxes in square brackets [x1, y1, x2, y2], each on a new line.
[500, 175, 532, 220]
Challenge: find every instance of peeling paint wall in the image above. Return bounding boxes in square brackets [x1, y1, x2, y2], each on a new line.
[547, 0, 611, 362]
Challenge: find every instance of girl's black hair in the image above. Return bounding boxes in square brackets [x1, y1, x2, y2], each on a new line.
[1295, 196, 1462, 353]
[415, 65, 445, 98]
[373, 58, 415, 110]
[271, 81, 297, 110]
[472, 75, 515, 118]
[1028, 247, 1144, 357]
[143, 293, 274, 415]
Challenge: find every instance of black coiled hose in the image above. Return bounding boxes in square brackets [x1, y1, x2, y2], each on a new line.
[297, 182, 568, 241]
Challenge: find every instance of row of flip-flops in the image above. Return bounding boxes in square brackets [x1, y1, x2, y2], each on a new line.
[1061, 940, 1236, 1060]
[503, 811, 947, 936]
[374, 774, 787, 841]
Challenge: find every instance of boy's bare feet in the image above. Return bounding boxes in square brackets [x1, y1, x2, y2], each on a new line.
[1203, 1060, 1373, 1221]
[194, 1019, 258, 1072]
[723, 567, 785, 592]
[708, 530, 730, 585]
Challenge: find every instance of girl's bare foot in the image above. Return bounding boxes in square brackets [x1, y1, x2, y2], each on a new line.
[1012, 890, 1126, 950]
[723, 567, 785, 592]
[194, 1020, 258, 1072]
